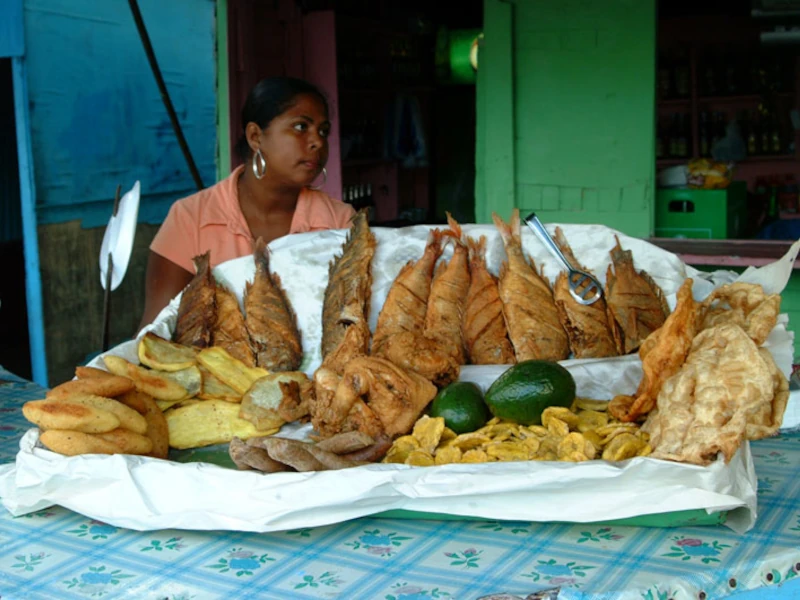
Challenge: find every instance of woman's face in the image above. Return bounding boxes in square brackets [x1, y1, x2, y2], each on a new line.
[255, 93, 330, 188]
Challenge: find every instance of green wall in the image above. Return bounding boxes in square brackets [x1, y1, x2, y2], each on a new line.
[476, 0, 656, 237]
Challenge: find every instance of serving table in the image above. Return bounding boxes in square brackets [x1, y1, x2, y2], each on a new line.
[1, 365, 799, 600]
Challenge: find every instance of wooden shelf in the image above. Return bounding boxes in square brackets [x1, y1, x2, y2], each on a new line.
[656, 158, 688, 166]
[658, 98, 691, 107]
[697, 93, 794, 103]
[739, 154, 797, 163]
[342, 158, 397, 168]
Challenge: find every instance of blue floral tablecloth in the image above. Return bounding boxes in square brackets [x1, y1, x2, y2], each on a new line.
[1, 365, 799, 600]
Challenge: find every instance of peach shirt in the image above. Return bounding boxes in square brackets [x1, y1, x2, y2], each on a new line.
[150, 165, 356, 272]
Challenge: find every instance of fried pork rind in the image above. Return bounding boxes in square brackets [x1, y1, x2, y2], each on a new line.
[609, 278, 697, 422]
[698, 282, 781, 346]
[644, 323, 776, 465]
[749, 348, 789, 439]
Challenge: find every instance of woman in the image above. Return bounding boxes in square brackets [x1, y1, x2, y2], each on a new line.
[139, 77, 356, 329]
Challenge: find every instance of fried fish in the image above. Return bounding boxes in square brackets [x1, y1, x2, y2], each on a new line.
[174, 251, 216, 348]
[212, 284, 255, 367]
[493, 209, 569, 362]
[604, 236, 669, 354]
[372, 228, 445, 353]
[320, 209, 375, 370]
[462, 235, 515, 364]
[245, 237, 302, 372]
[552, 227, 618, 359]
[423, 213, 471, 364]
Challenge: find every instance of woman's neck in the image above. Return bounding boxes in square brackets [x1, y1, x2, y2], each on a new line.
[237, 168, 301, 241]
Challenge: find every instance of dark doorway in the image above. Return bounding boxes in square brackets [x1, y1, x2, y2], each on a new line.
[0, 58, 32, 380]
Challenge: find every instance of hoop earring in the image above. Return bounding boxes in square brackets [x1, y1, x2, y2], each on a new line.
[308, 167, 327, 190]
[252, 149, 267, 180]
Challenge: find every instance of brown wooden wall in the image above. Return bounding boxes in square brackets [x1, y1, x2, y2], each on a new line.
[38, 221, 160, 386]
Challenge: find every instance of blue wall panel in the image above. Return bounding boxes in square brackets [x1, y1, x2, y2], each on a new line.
[23, 0, 217, 226]
[0, 0, 24, 58]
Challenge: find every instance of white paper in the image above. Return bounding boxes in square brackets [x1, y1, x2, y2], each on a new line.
[2, 223, 796, 534]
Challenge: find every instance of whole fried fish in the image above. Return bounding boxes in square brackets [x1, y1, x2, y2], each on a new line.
[320, 209, 375, 369]
[372, 228, 445, 353]
[245, 238, 302, 371]
[463, 235, 515, 364]
[605, 236, 669, 354]
[552, 227, 618, 359]
[212, 284, 255, 367]
[423, 213, 471, 364]
[493, 209, 569, 362]
[174, 251, 216, 348]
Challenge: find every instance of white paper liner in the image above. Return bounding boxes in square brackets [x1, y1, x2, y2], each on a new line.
[1, 225, 798, 533]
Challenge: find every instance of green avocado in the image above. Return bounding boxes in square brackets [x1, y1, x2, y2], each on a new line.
[484, 360, 576, 425]
[429, 381, 490, 434]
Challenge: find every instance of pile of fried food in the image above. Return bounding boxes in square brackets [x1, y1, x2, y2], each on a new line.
[21, 208, 790, 472]
[22, 366, 169, 458]
[383, 400, 652, 466]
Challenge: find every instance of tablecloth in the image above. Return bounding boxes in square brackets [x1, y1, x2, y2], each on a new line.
[1, 365, 798, 600]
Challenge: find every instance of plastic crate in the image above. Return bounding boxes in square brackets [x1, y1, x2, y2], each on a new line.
[655, 182, 747, 239]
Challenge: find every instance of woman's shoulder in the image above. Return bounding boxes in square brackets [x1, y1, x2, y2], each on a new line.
[296, 188, 356, 230]
[169, 166, 242, 224]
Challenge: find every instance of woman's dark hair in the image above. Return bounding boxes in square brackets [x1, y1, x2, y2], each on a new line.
[235, 77, 329, 162]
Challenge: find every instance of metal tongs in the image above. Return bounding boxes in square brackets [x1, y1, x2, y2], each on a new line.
[524, 212, 603, 305]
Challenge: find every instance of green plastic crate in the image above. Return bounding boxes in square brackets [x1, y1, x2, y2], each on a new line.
[655, 182, 747, 239]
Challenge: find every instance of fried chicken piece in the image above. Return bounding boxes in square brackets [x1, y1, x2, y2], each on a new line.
[423, 214, 470, 365]
[174, 251, 216, 347]
[374, 330, 459, 387]
[609, 278, 697, 422]
[552, 227, 618, 359]
[643, 323, 777, 465]
[245, 238, 302, 371]
[493, 209, 569, 362]
[463, 235, 515, 365]
[212, 284, 255, 367]
[605, 236, 669, 354]
[698, 282, 781, 346]
[310, 356, 437, 445]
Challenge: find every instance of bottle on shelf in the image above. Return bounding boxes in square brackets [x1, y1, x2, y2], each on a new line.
[699, 111, 710, 157]
[673, 49, 690, 98]
[711, 112, 726, 153]
[656, 117, 666, 159]
[657, 52, 672, 100]
[723, 49, 738, 96]
[760, 110, 771, 157]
